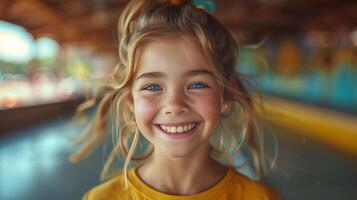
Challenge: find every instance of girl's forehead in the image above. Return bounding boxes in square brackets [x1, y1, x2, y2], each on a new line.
[134, 36, 215, 77]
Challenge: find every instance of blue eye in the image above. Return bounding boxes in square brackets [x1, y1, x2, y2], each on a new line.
[189, 82, 208, 89]
[143, 84, 162, 91]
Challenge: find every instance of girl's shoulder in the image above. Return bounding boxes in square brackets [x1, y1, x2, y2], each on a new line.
[228, 168, 281, 200]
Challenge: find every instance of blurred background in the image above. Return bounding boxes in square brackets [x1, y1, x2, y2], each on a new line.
[0, 0, 356, 199]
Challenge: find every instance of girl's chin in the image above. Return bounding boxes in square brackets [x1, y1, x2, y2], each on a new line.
[161, 146, 196, 158]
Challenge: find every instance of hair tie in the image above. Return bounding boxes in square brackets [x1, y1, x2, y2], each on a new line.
[169, 0, 216, 14]
[193, 0, 216, 14]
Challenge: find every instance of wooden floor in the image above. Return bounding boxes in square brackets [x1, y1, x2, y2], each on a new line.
[0, 113, 356, 200]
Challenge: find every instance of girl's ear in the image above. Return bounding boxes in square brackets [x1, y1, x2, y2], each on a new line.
[221, 101, 233, 113]
[126, 93, 134, 112]
[128, 101, 134, 112]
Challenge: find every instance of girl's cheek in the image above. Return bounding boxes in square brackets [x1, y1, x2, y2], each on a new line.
[202, 99, 222, 120]
[194, 91, 222, 118]
[133, 95, 160, 119]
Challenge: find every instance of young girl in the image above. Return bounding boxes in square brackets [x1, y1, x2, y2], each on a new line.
[70, 0, 280, 199]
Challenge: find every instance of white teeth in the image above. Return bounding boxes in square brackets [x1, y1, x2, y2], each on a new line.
[159, 123, 197, 134]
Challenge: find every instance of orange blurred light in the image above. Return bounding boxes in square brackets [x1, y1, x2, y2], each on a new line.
[3, 94, 19, 108]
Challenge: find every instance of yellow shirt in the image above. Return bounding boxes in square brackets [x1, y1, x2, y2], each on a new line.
[82, 167, 281, 200]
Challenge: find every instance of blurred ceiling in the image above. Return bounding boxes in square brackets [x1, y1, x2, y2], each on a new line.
[1, 0, 356, 56]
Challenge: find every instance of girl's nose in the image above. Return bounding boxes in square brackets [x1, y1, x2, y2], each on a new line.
[163, 90, 189, 116]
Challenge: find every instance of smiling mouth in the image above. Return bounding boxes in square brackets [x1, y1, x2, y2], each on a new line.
[156, 122, 200, 134]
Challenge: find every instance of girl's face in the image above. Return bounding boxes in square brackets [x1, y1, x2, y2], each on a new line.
[131, 36, 223, 158]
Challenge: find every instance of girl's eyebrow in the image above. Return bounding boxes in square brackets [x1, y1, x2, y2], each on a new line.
[136, 69, 214, 80]
[136, 72, 163, 80]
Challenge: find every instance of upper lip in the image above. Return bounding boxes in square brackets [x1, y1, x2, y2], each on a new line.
[155, 121, 200, 126]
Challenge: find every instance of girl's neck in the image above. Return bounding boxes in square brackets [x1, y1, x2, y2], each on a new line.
[136, 148, 228, 195]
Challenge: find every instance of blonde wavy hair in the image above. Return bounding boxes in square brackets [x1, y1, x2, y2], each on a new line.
[70, 0, 275, 189]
